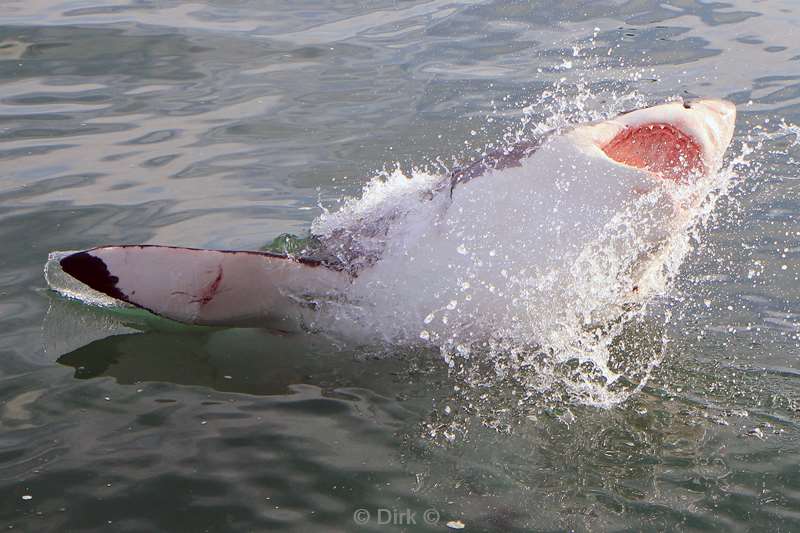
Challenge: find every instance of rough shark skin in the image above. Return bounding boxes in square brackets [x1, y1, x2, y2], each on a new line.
[55, 99, 736, 332]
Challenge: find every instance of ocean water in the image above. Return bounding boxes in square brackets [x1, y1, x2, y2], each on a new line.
[2, 0, 800, 531]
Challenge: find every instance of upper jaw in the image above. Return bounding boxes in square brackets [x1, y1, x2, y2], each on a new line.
[568, 98, 737, 178]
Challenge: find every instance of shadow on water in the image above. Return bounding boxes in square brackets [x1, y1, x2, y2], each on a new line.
[43, 292, 451, 400]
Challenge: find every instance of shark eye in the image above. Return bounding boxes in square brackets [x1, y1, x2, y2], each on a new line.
[601, 123, 704, 182]
[683, 101, 692, 109]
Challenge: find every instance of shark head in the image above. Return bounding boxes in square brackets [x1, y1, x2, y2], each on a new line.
[570, 98, 736, 182]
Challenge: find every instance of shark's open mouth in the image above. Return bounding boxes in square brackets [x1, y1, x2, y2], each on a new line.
[601, 123, 704, 182]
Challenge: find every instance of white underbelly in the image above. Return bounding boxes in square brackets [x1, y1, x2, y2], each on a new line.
[336, 136, 684, 343]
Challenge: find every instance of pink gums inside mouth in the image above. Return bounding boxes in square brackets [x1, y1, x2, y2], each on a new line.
[601, 123, 704, 182]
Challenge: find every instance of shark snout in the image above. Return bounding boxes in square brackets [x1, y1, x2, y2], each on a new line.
[687, 98, 735, 119]
[685, 98, 736, 172]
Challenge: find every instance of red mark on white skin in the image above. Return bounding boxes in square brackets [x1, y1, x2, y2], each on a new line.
[192, 266, 223, 306]
[602, 123, 704, 182]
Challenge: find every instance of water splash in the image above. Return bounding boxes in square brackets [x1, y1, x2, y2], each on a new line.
[425, 110, 800, 437]
[307, 83, 747, 422]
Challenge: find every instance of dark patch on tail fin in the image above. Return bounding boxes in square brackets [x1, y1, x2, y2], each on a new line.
[60, 251, 128, 301]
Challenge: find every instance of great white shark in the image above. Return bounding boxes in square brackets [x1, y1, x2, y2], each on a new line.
[51, 99, 736, 341]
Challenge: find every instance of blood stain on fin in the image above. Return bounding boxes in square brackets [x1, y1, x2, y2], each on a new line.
[601, 123, 704, 182]
[60, 251, 128, 301]
[193, 266, 223, 306]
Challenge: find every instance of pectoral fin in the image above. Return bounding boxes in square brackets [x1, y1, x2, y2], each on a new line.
[59, 245, 351, 328]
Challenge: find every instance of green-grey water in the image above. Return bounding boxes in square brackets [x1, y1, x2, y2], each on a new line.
[2, 1, 800, 531]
